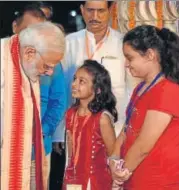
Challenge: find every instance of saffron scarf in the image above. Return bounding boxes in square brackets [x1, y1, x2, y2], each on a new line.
[1, 35, 45, 190]
[11, 35, 44, 190]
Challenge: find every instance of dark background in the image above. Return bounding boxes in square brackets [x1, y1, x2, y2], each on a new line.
[0, 1, 84, 38]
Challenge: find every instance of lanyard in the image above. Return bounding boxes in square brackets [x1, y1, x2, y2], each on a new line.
[125, 72, 163, 129]
[72, 110, 91, 169]
[85, 29, 110, 60]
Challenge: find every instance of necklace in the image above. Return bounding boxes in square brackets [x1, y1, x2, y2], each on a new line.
[71, 110, 91, 175]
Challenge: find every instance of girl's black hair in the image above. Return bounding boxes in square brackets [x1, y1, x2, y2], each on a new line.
[74, 60, 118, 122]
[123, 25, 179, 84]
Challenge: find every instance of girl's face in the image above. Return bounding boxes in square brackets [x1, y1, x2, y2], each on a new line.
[72, 68, 95, 101]
[123, 43, 150, 78]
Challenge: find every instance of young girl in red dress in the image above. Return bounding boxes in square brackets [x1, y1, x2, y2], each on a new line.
[110, 25, 179, 190]
[63, 60, 117, 190]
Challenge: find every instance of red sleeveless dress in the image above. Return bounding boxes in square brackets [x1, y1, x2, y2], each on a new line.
[63, 107, 112, 190]
[122, 79, 179, 190]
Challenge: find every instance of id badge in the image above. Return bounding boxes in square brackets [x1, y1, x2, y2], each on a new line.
[67, 184, 82, 190]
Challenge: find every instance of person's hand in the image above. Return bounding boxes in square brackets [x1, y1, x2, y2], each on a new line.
[112, 180, 123, 190]
[109, 159, 124, 180]
[52, 142, 65, 155]
[109, 159, 116, 178]
[114, 168, 132, 183]
[110, 159, 132, 183]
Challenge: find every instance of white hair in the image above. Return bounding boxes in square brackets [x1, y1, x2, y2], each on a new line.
[19, 21, 65, 54]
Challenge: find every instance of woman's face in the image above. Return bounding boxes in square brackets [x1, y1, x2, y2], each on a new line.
[123, 43, 149, 78]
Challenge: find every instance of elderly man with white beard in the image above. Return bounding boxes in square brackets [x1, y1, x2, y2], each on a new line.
[1, 21, 65, 190]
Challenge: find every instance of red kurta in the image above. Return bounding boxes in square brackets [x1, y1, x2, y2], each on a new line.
[122, 79, 179, 190]
[63, 107, 112, 190]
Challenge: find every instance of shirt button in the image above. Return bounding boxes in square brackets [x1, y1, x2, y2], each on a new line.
[93, 146, 95, 148]
[92, 136, 94, 139]
[92, 156, 94, 159]
[90, 166, 93, 168]
[90, 171, 93, 174]
[92, 151, 94, 153]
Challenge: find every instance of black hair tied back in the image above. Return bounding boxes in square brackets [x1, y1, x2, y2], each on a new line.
[158, 28, 179, 84]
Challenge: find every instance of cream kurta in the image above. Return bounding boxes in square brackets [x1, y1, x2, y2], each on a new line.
[1, 37, 46, 190]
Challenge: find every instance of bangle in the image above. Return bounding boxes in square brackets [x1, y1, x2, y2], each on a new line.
[108, 155, 120, 161]
[107, 155, 120, 165]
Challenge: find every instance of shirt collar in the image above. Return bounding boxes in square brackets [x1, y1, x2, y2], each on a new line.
[85, 27, 110, 43]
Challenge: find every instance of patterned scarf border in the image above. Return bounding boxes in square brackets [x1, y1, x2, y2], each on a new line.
[9, 35, 25, 189]
[10, 35, 44, 190]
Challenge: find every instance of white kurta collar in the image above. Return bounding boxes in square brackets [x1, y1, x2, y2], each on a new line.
[85, 27, 111, 45]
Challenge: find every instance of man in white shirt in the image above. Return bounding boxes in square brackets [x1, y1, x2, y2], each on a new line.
[62, 0, 137, 136]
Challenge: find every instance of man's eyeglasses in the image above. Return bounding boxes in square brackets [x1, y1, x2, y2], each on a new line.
[37, 51, 54, 71]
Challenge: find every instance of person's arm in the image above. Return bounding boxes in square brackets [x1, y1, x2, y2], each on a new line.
[42, 64, 67, 136]
[124, 110, 172, 172]
[113, 83, 179, 183]
[112, 110, 172, 183]
[108, 127, 126, 180]
[100, 113, 116, 156]
[112, 127, 126, 157]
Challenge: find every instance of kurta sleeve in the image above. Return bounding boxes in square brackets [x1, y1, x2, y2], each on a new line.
[41, 64, 67, 136]
[148, 81, 179, 117]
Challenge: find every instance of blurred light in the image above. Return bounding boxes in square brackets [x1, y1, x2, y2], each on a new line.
[70, 10, 77, 17]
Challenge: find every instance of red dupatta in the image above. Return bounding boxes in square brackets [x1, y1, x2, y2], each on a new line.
[10, 35, 44, 190]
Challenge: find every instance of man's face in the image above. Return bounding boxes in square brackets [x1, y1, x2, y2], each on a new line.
[80, 1, 110, 33]
[13, 12, 45, 34]
[35, 50, 63, 76]
[22, 47, 63, 82]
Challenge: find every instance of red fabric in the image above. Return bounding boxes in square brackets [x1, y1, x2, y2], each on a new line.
[10, 35, 43, 190]
[9, 34, 25, 190]
[63, 107, 112, 190]
[122, 79, 179, 190]
[30, 86, 44, 190]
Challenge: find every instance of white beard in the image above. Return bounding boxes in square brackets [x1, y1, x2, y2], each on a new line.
[22, 60, 39, 82]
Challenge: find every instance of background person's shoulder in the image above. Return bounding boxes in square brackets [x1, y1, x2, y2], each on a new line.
[110, 27, 124, 41]
[66, 29, 86, 42]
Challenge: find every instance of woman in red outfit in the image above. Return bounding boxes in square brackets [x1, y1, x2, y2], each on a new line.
[109, 25, 179, 190]
[63, 60, 117, 190]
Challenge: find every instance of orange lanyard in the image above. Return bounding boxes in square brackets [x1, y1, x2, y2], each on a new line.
[72, 111, 91, 168]
[85, 29, 110, 60]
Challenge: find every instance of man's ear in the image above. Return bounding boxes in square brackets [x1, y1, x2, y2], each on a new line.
[12, 21, 17, 34]
[23, 46, 37, 62]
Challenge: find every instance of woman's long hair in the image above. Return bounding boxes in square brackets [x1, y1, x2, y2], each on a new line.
[74, 60, 118, 122]
[123, 25, 179, 84]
